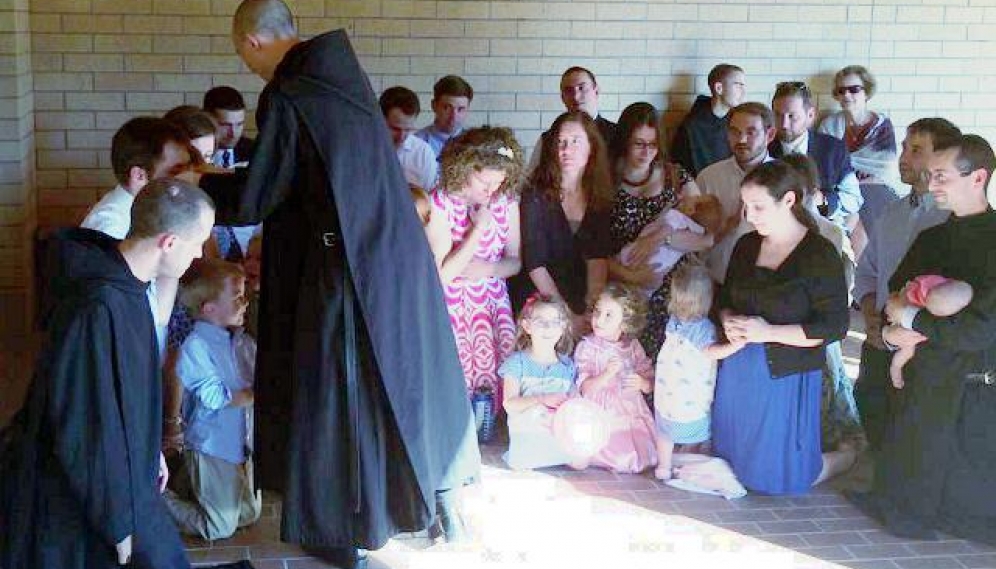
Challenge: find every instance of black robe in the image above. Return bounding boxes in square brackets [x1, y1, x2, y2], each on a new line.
[0, 229, 189, 569]
[199, 31, 479, 549]
[870, 210, 996, 544]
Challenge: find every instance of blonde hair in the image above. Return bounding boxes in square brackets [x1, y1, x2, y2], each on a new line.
[596, 283, 647, 337]
[179, 259, 245, 316]
[514, 294, 575, 354]
[667, 262, 714, 321]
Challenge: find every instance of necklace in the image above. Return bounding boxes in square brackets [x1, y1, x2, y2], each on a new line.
[622, 164, 654, 188]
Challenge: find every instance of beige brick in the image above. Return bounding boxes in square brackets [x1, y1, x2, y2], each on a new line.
[489, 2, 554, 20]
[435, 38, 489, 56]
[490, 75, 542, 93]
[153, 0, 211, 15]
[542, 38, 592, 57]
[749, 5, 799, 22]
[123, 15, 184, 34]
[94, 35, 153, 54]
[153, 35, 212, 55]
[62, 15, 125, 34]
[647, 4, 702, 21]
[464, 56, 516, 75]
[38, 150, 98, 170]
[36, 111, 94, 131]
[34, 72, 92, 92]
[125, 91, 185, 111]
[384, 38, 433, 56]
[595, 3, 646, 21]
[594, 39, 647, 58]
[94, 72, 154, 91]
[126, 55, 183, 73]
[93, 0, 152, 14]
[381, 1, 437, 19]
[95, 111, 142, 130]
[326, 0, 381, 18]
[36, 170, 68, 189]
[33, 93, 65, 111]
[291, 0, 325, 17]
[38, 187, 100, 208]
[64, 54, 124, 72]
[66, 93, 124, 112]
[360, 56, 411, 75]
[408, 57, 462, 75]
[183, 16, 233, 35]
[410, 20, 466, 38]
[898, 6, 945, 23]
[31, 34, 91, 54]
[490, 39, 543, 57]
[356, 19, 411, 38]
[350, 37, 382, 56]
[485, 111, 540, 129]
[34, 131, 66, 151]
[66, 130, 114, 149]
[436, 1, 489, 19]
[796, 41, 846, 58]
[28, 13, 60, 33]
[463, 21, 515, 38]
[153, 73, 213, 92]
[31, 0, 91, 13]
[515, 93, 567, 112]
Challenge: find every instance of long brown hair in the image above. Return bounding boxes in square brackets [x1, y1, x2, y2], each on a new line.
[609, 102, 665, 177]
[741, 160, 819, 234]
[528, 111, 614, 211]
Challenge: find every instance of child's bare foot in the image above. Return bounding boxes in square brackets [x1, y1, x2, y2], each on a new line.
[654, 464, 673, 480]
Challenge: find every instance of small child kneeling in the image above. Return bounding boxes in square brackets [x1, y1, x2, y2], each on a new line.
[165, 259, 261, 541]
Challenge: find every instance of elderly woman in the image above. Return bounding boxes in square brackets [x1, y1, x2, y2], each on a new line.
[425, 126, 524, 406]
[712, 161, 854, 495]
[607, 102, 713, 356]
[513, 111, 616, 329]
[818, 65, 901, 241]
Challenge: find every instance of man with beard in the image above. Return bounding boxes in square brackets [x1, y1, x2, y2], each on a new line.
[181, 1, 479, 567]
[695, 102, 776, 283]
[851, 134, 996, 544]
[852, 118, 960, 450]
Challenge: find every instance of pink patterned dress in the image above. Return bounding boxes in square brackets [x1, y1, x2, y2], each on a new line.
[574, 335, 658, 473]
[432, 190, 517, 404]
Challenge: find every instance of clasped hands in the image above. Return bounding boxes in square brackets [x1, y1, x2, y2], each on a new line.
[722, 313, 770, 344]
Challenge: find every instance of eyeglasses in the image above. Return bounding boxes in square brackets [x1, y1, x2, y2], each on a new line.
[835, 85, 865, 96]
[630, 141, 658, 151]
[529, 317, 565, 329]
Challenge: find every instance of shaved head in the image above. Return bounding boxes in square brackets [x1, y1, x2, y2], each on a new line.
[233, 0, 297, 40]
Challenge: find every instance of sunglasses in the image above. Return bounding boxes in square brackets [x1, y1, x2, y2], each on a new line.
[835, 85, 865, 96]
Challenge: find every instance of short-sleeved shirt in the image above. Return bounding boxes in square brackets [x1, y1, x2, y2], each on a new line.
[498, 351, 577, 397]
[519, 186, 615, 314]
[654, 316, 717, 424]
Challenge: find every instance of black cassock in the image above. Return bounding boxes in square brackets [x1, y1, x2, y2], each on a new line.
[0, 229, 189, 569]
[200, 30, 479, 549]
[869, 210, 996, 544]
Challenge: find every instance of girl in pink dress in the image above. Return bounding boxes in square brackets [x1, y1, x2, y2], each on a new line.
[574, 283, 658, 473]
[425, 127, 525, 407]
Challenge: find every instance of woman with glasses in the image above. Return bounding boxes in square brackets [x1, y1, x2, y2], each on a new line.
[607, 102, 713, 356]
[512, 111, 616, 331]
[818, 65, 901, 237]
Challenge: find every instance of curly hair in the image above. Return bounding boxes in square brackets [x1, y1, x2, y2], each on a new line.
[595, 283, 647, 337]
[437, 126, 524, 197]
[513, 293, 575, 354]
[529, 111, 614, 211]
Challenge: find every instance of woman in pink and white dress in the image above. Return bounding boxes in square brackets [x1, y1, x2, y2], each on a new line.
[425, 127, 525, 407]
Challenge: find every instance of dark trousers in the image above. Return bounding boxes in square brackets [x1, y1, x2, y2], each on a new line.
[854, 341, 898, 450]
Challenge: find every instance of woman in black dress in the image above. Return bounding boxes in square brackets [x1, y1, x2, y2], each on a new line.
[514, 111, 615, 328]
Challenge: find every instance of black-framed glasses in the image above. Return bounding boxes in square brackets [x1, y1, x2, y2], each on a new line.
[835, 85, 864, 96]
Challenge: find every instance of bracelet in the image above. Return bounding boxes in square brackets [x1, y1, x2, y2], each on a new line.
[165, 416, 183, 427]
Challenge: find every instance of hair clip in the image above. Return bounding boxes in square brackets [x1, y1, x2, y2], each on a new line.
[497, 146, 514, 159]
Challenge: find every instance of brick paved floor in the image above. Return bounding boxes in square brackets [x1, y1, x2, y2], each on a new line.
[4, 318, 994, 569]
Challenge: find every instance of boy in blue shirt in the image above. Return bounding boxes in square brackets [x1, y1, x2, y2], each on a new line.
[164, 259, 261, 540]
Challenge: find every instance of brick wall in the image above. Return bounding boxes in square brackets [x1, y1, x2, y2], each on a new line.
[0, 0, 35, 341]
[4, 0, 996, 338]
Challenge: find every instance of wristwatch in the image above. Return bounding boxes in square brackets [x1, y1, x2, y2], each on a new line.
[664, 234, 673, 247]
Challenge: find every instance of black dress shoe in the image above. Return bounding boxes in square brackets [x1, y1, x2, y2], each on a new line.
[302, 546, 368, 569]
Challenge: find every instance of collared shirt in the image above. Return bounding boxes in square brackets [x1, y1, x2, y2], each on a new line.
[853, 192, 949, 310]
[81, 185, 166, 357]
[779, 130, 810, 157]
[781, 131, 862, 226]
[415, 123, 462, 156]
[213, 147, 236, 168]
[178, 320, 254, 464]
[696, 155, 773, 283]
[397, 134, 439, 190]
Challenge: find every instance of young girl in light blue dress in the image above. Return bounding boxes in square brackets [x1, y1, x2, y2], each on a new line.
[500, 295, 578, 470]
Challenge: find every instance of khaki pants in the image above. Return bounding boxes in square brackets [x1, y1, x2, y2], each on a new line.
[165, 450, 261, 541]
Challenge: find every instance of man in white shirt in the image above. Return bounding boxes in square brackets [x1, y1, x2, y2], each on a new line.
[379, 86, 438, 191]
[414, 75, 473, 157]
[696, 102, 776, 282]
[204, 86, 254, 168]
[80, 117, 193, 358]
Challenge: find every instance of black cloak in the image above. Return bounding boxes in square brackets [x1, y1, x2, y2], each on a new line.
[0, 228, 189, 569]
[199, 30, 479, 549]
[865, 210, 996, 544]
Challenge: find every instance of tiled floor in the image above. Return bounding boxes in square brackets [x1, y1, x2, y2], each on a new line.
[3, 318, 995, 569]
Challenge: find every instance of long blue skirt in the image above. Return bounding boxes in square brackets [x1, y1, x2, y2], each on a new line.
[712, 343, 822, 495]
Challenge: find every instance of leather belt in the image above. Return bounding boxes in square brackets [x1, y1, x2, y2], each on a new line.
[966, 371, 996, 386]
[321, 232, 338, 248]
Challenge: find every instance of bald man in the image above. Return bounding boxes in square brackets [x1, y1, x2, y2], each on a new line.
[183, 1, 479, 567]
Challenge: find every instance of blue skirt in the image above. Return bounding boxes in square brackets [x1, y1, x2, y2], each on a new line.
[712, 343, 822, 495]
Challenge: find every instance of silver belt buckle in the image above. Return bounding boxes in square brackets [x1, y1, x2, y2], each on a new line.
[967, 371, 995, 386]
[321, 232, 337, 247]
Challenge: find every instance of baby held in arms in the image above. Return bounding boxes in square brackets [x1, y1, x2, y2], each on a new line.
[889, 275, 973, 388]
[617, 195, 723, 295]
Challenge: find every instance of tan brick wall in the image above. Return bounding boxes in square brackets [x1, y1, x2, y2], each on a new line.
[0, 0, 36, 340]
[4, 0, 996, 336]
